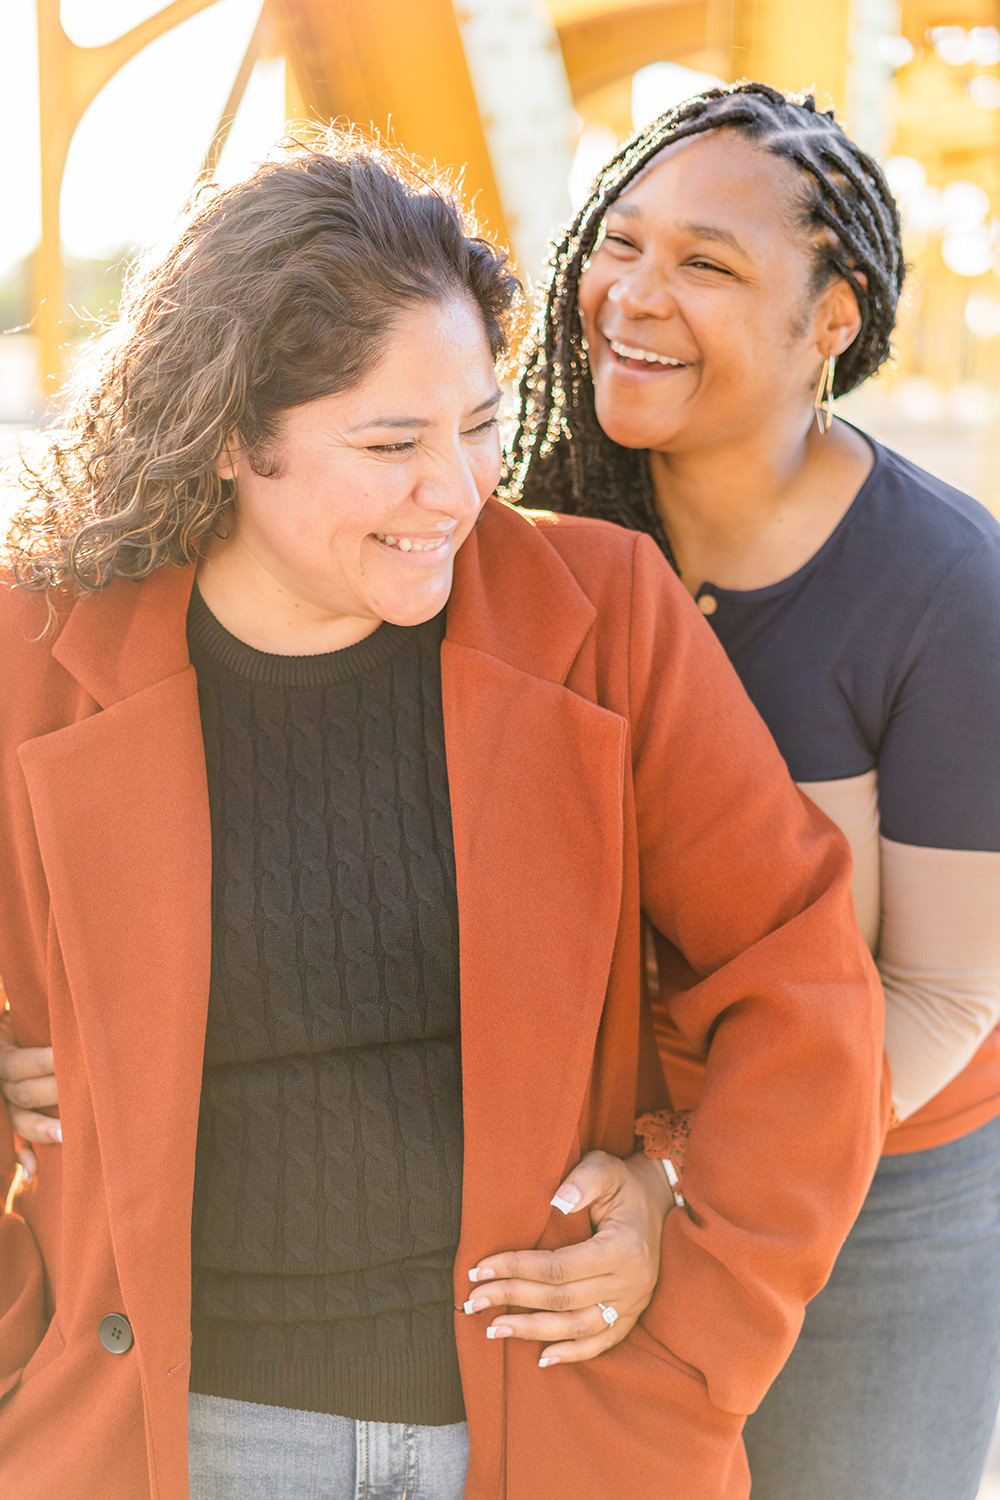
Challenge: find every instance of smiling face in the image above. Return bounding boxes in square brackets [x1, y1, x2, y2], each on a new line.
[578, 130, 835, 456]
[200, 296, 502, 652]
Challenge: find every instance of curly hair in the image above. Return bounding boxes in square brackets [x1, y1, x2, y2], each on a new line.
[8, 128, 521, 594]
[504, 81, 906, 553]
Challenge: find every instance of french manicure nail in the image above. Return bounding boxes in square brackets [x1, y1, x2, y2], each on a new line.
[463, 1297, 490, 1315]
[550, 1187, 581, 1215]
[51, 1123, 62, 1144]
[486, 1325, 512, 1340]
[538, 1356, 560, 1368]
[468, 1266, 496, 1283]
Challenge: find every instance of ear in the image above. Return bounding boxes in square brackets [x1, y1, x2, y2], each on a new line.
[815, 273, 865, 359]
[215, 434, 242, 482]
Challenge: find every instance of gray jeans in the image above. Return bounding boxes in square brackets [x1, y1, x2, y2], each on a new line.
[744, 1112, 1000, 1500]
[188, 1393, 469, 1500]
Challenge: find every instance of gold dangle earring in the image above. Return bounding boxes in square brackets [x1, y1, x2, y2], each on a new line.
[813, 351, 836, 435]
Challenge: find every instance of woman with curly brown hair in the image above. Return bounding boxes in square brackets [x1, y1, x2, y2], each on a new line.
[510, 81, 1000, 1500]
[0, 128, 886, 1499]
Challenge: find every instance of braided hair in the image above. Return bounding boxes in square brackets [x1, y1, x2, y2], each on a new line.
[504, 82, 905, 551]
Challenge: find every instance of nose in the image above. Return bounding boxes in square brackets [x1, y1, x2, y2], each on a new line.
[607, 263, 675, 320]
[413, 444, 487, 520]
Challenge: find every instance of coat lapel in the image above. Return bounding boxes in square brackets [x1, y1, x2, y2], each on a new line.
[18, 565, 211, 1343]
[444, 505, 628, 1252]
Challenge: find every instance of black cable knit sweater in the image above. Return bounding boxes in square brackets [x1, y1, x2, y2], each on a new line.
[186, 590, 465, 1424]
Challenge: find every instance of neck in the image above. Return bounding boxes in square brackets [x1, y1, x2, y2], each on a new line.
[196, 532, 381, 656]
[648, 413, 872, 594]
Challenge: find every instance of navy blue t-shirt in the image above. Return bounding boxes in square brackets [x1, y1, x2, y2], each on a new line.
[686, 436, 1000, 1123]
[693, 437, 1000, 853]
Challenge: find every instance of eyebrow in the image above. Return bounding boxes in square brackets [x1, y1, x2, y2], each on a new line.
[349, 389, 502, 432]
[607, 204, 749, 257]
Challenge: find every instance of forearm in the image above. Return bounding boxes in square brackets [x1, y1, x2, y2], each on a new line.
[878, 837, 1000, 1120]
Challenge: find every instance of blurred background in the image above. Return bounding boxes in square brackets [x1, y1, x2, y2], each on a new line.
[3, 1, 1000, 513]
[1, 4, 999, 1488]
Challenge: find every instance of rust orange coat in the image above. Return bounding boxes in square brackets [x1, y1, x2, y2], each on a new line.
[0, 500, 885, 1498]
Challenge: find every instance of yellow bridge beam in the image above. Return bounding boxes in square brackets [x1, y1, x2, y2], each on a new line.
[271, 0, 507, 242]
[35, 0, 222, 386]
[558, 1, 715, 100]
[34, 0, 858, 388]
[734, 0, 852, 113]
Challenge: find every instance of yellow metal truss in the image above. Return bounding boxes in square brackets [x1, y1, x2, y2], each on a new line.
[34, 0, 857, 382]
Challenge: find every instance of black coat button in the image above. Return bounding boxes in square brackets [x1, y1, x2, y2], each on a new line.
[98, 1313, 134, 1354]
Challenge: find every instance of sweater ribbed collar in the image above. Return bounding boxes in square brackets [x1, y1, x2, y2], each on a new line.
[186, 584, 444, 689]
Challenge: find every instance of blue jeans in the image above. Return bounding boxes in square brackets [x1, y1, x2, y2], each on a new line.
[188, 1393, 469, 1500]
[744, 1113, 1000, 1500]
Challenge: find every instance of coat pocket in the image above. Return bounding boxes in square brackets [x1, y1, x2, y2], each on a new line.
[0, 1211, 50, 1401]
[502, 1323, 749, 1500]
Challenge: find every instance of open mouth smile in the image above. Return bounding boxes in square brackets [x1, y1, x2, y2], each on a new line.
[372, 533, 449, 553]
[607, 337, 688, 369]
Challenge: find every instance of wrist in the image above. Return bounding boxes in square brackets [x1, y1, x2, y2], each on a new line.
[628, 1148, 676, 1219]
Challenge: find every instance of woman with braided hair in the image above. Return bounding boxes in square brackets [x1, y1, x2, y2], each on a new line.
[509, 80, 1000, 1500]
